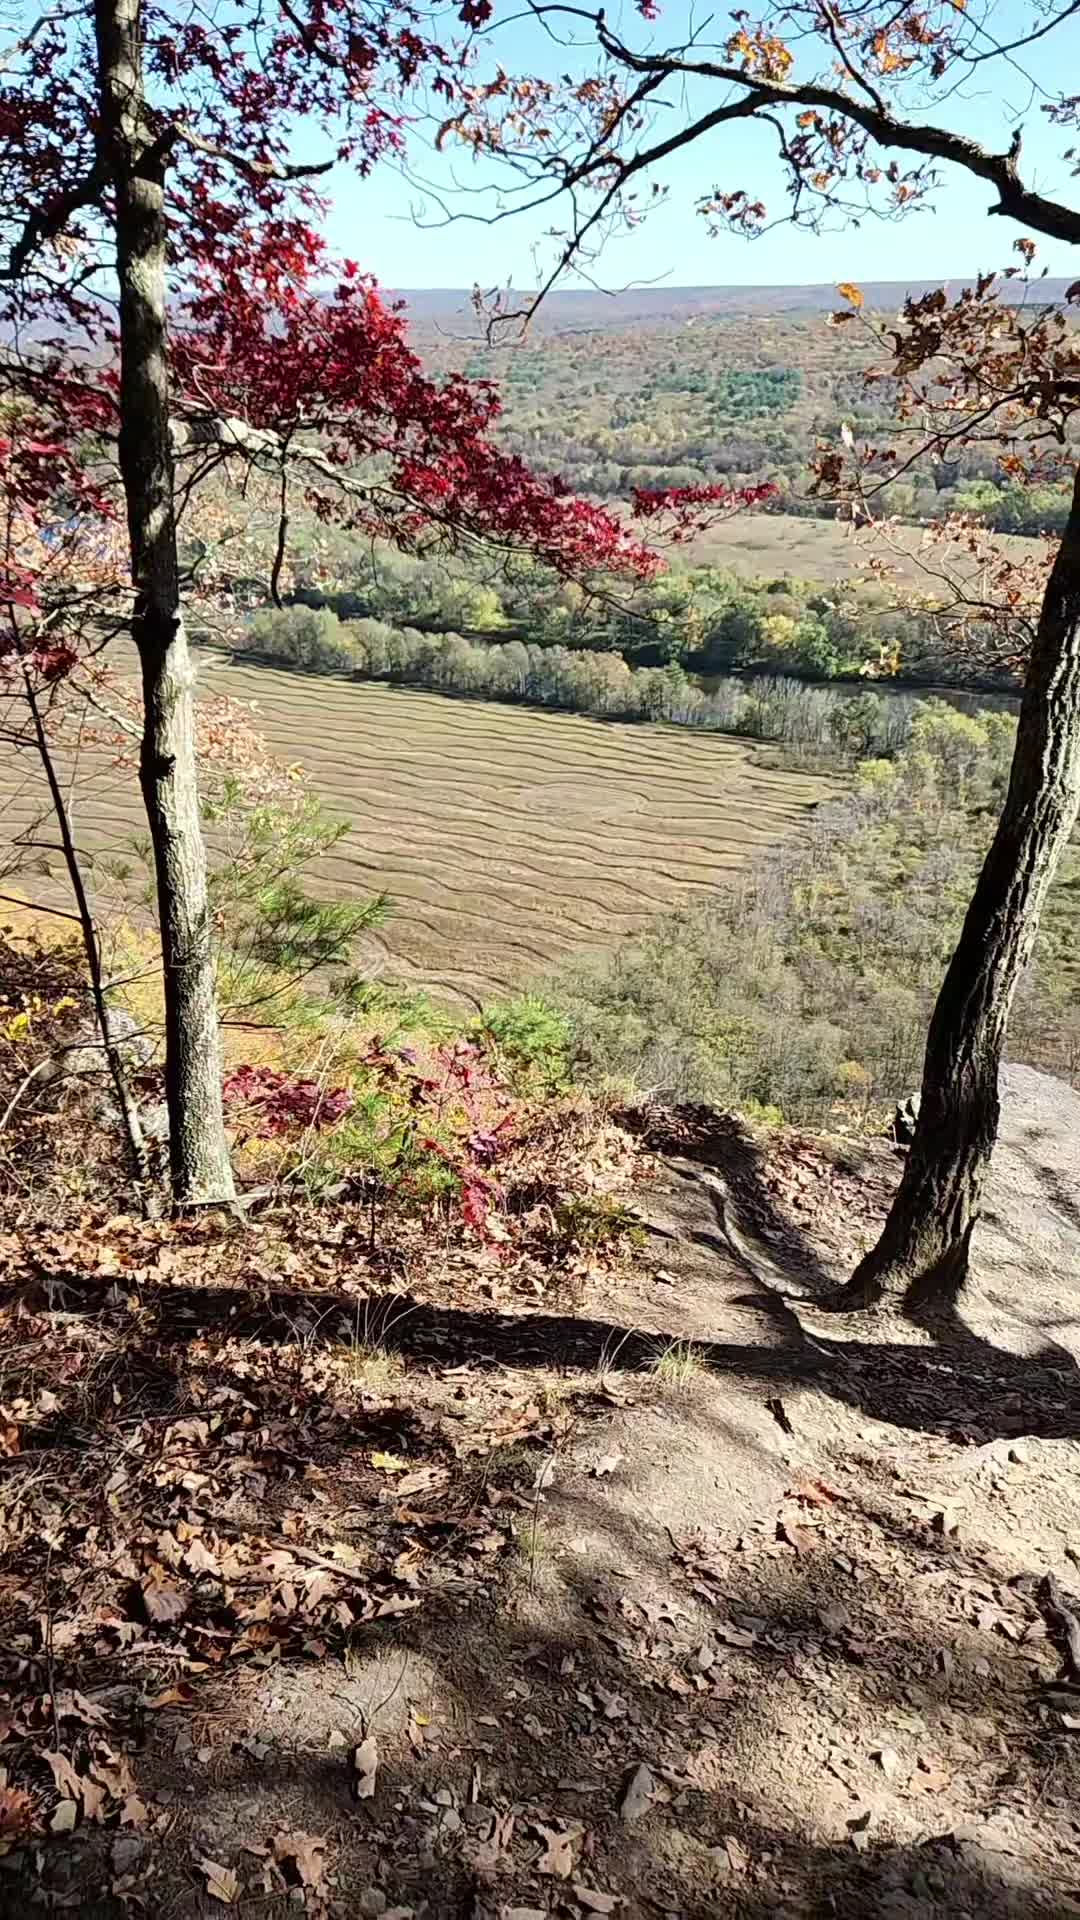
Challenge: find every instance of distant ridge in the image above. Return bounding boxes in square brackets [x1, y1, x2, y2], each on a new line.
[394, 278, 1072, 330]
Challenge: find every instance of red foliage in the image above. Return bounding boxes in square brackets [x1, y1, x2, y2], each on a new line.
[222, 1064, 353, 1138]
[0, 0, 777, 634]
[171, 252, 661, 580]
[361, 1034, 518, 1239]
[0, 413, 118, 674]
[223, 1038, 520, 1240]
[0, 418, 113, 530]
[631, 479, 780, 538]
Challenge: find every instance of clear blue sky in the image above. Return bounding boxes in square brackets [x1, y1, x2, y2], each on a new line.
[317, 0, 1080, 290]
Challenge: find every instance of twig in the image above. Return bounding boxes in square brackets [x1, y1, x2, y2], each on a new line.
[359, 1653, 410, 1740]
[1040, 1573, 1080, 1683]
[187, 1506, 382, 1587]
[21, 670, 150, 1195]
[43, 1545, 61, 1751]
[0, 892, 83, 924]
[0, 1057, 53, 1136]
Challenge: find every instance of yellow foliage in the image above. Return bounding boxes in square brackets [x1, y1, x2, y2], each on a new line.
[1, 992, 78, 1045]
[855, 758, 899, 793]
[761, 612, 798, 651]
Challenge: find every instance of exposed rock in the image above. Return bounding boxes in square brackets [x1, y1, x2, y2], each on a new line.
[893, 1091, 921, 1145]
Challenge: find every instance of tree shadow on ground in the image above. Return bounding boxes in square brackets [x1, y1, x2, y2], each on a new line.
[624, 1102, 1080, 1431]
[624, 1103, 842, 1295]
[7, 1187, 1080, 1917]
[38, 1452, 1080, 1918]
[8, 1100, 1080, 1911]
[46, 1264, 1069, 1445]
[18, 1240, 1080, 1455]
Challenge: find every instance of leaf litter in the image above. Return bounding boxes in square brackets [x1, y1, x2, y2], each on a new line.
[3, 1109, 1080, 1916]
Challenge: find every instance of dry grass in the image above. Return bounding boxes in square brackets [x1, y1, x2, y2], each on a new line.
[651, 1337, 707, 1389]
[0, 657, 834, 1008]
[679, 510, 1046, 587]
[333, 1338, 406, 1391]
[331, 1297, 417, 1389]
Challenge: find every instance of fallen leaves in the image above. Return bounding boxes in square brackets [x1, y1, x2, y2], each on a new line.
[532, 1820, 584, 1878]
[713, 1619, 756, 1648]
[910, 1758, 951, 1795]
[395, 1464, 448, 1497]
[371, 1451, 410, 1473]
[143, 1682, 195, 1711]
[50, 1798, 78, 1835]
[184, 1534, 223, 1577]
[40, 1744, 135, 1829]
[0, 1100, 658, 1910]
[787, 1476, 840, 1508]
[53, 1690, 112, 1728]
[573, 1882, 620, 1913]
[776, 1518, 817, 1555]
[42, 1750, 83, 1802]
[721, 1835, 749, 1876]
[199, 1857, 241, 1905]
[272, 1828, 328, 1889]
[141, 1570, 188, 1624]
[619, 1761, 658, 1823]
[0, 1779, 34, 1853]
[6, 1091, 1071, 1920]
[470, 1808, 515, 1877]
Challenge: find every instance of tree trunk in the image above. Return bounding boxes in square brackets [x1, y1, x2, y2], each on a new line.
[94, 0, 236, 1207]
[844, 465, 1080, 1312]
[23, 670, 150, 1196]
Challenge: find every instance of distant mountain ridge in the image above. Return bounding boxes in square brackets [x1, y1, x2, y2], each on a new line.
[394, 279, 1073, 331]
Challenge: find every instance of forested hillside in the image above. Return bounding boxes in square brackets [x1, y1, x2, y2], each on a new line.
[409, 289, 1077, 536]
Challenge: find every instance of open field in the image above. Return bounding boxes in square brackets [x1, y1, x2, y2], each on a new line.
[676, 511, 1047, 586]
[0, 654, 835, 1006]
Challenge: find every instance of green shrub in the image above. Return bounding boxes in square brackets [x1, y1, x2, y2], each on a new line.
[478, 995, 571, 1089]
[552, 1193, 645, 1254]
[200, 787, 385, 1022]
[246, 604, 358, 672]
[552, 701, 1079, 1126]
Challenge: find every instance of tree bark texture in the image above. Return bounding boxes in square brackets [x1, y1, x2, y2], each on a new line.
[94, 0, 236, 1205]
[845, 464, 1080, 1311]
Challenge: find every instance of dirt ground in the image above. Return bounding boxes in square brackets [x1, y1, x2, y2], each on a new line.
[2, 1066, 1080, 1918]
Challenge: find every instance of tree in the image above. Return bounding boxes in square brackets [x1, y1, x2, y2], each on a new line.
[0, 491, 151, 1191]
[444, 0, 1080, 1307]
[841, 287, 1080, 1306]
[0, 0, 762, 1208]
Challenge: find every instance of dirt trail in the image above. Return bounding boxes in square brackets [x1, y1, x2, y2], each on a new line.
[12, 1070, 1080, 1919]
[529, 1064, 1080, 1917]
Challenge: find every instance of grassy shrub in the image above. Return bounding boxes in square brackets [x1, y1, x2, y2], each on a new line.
[246, 604, 358, 672]
[239, 587, 922, 758]
[477, 995, 571, 1090]
[554, 701, 1080, 1125]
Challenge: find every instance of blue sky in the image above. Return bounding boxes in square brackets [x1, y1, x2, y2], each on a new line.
[319, 0, 1080, 291]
